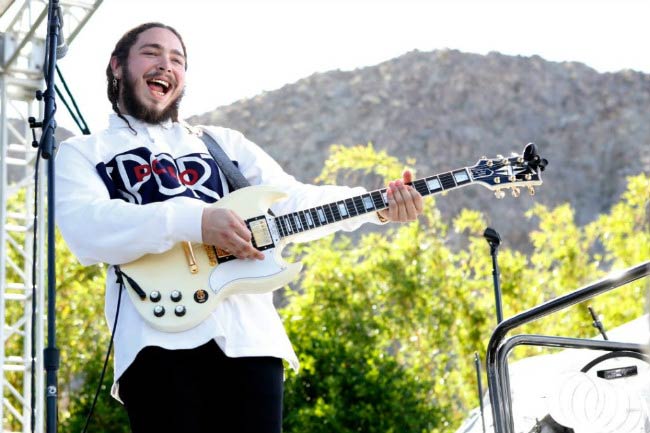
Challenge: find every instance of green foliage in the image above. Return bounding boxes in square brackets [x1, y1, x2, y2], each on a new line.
[283, 229, 449, 432]
[580, 173, 650, 326]
[2, 190, 127, 432]
[594, 174, 650, 267]
[316, 142, 415, 184]
[54, 233, 131, 432]
[60, 355, 130, 433]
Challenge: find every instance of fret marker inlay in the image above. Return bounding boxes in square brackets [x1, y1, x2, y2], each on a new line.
[453, 171, 469, 183]
[427, 178, 441, 191]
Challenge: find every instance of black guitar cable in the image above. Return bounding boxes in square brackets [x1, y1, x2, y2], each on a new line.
[80, 270, 123, 433]
[55, 65, 91, 136]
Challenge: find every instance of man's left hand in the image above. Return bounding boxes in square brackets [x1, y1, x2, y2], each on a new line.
[377, 170, 424, 222]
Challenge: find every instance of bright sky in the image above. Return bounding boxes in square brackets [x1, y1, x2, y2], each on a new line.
[56, 0, 650, 133]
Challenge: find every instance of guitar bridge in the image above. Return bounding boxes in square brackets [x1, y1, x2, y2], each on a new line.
[203, 244, 218, 266]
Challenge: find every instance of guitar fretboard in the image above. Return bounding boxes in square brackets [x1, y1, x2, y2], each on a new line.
[273, 168, 473, 238]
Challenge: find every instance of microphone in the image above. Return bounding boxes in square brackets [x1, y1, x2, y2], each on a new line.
[56, 33, 67, 59]
[55, 6, 67, 59]
[483, 227, 501, 250]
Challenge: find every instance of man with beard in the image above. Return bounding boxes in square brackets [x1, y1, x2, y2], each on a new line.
[55, 22, 423, 433]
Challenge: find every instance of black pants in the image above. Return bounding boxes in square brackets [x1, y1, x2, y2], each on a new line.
[118, 341, 284, 433]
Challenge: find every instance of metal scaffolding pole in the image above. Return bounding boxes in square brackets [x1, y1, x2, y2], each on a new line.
[1, 1, 101, 432]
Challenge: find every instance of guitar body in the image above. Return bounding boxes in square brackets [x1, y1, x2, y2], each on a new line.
[120, 185, 302, 332]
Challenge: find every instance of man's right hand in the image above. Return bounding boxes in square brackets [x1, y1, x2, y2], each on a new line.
[201, 208, 265, 260]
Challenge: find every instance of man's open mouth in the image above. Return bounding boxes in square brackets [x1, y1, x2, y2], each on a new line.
[147, 78, 171, 97]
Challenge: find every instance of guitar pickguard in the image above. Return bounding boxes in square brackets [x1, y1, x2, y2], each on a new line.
[209, 248, 292, 297]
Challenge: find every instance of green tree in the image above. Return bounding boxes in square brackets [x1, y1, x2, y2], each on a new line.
[2, 191, 128, 432]
[283, 144, 492, 432]
[55, 234, 130, 433]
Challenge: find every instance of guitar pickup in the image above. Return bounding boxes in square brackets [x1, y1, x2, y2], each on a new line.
[247, 216, 275, 251]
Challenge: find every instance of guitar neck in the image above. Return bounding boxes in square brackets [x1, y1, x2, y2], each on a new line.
[273, 167, 473, 238]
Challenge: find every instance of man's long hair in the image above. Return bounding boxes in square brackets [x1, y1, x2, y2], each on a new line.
[106, 22, 188, 125]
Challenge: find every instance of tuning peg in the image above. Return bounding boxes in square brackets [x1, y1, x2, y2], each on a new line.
[525, 173, 532, 180]
[487, 160, 493, 167]
[528, 186, 535, 196]
[511, 187, 520, 198]
[494, 189, 506, 199]
[508, 175, 516, 182]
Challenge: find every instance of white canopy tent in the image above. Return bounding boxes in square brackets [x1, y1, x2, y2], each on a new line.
[457, 314, 650, 433]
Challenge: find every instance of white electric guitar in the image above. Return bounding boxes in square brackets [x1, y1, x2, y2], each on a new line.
[119, 143, 547, 332]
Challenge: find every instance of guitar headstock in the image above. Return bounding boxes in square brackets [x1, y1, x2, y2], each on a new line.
[470, 143, 548, 198]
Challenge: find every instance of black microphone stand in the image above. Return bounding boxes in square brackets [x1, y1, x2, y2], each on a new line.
[34, 1, 63, 431]
[483, 227, 503, 324]
[473, 228, 504, 433]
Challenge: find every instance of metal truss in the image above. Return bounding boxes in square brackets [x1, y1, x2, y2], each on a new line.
[1, 1, 101, 432]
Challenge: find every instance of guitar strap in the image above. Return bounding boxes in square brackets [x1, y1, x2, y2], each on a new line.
[198, 128, 251, 191]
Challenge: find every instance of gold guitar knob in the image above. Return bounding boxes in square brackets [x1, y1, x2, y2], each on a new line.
[528, 186, 535, 196]
[194, 289, 209, 304]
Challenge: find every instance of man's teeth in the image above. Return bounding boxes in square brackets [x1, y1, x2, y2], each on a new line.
[147, 78, 171, 97]
[150, 79, 170, 89]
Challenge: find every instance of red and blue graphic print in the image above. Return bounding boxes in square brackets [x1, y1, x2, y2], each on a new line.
[96, 147, 230, 205]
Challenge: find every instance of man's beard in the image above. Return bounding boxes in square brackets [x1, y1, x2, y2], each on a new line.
[120, 65, 184, 124]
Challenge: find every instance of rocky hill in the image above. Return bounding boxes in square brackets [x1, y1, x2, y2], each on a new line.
[190, 49, 650, 251]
